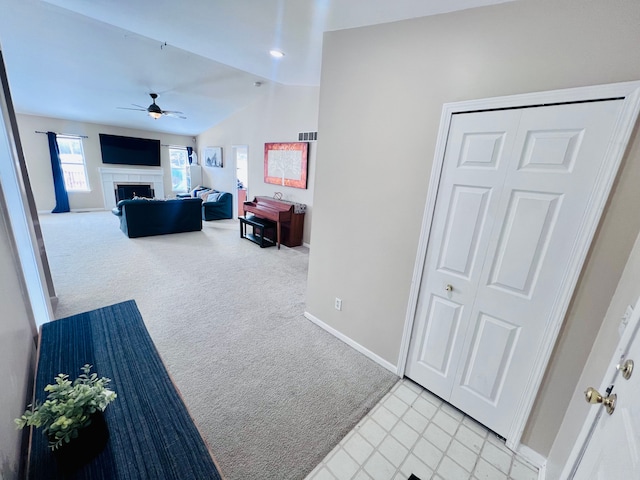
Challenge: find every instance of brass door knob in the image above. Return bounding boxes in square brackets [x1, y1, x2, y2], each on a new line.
[617, 359, 634, 380]
[584, 387, 616, 415]
[445, 284, 453, 292]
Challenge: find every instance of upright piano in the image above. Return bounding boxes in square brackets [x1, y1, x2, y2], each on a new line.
[243, 196, 305, 249]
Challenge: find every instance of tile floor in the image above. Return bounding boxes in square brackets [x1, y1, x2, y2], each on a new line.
[305, 379, 539, 480]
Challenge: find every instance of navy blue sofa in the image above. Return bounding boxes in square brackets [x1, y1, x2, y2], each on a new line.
[178, 188, 233, 220]
[202, 191, 233, 220]
[111, 198, 203, 238]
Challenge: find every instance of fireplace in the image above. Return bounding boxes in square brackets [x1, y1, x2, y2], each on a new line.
[115, 183, 154, 202]
[99, 168, 165, 209]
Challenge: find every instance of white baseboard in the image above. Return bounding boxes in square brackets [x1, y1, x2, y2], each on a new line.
[303, 311, 398, 374]
[516, 444, 547, 479]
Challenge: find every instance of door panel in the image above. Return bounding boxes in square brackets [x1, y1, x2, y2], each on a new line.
[407, 99, 626, 438]
[437, 186, 491, 279]
[417, 296, 463, 376]
[488, 191, 562, 297]
[459, 312, 520, 404]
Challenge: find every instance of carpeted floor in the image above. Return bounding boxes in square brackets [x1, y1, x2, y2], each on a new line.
[40, 211, 398, 480]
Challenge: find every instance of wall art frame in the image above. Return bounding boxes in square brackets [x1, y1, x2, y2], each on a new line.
[264, 142, 308, 189]
[203, 146, 223, 168]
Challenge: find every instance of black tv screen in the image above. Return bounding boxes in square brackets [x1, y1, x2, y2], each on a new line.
[99, 134, 161, 167]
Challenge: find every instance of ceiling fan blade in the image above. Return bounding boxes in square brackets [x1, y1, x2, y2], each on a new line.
[117, 107, 146, 111]
[162, 111, 186, 119]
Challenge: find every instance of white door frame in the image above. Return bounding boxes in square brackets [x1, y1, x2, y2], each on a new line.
[397, 81, 640, 451]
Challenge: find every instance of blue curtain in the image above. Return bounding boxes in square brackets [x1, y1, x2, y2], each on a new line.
[47, 131, 70, 213]
[186, 146, 193, 164]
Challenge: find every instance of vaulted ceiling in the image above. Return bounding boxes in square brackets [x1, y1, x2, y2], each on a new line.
[0, 0, 517, 136]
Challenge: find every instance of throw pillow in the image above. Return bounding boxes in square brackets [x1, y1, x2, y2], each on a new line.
[190, 185, 207, 197]
[196, 188, 212, 200]
[205, 192, 222, 202]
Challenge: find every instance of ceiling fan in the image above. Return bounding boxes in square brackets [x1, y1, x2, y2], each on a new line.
[118, 93, 186, 120]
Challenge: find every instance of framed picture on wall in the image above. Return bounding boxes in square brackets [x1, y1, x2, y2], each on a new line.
[203, 146, 223, 168]
[264, 142, 309, 189]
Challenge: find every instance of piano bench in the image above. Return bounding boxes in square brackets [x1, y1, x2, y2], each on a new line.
[240, 215, 276, 248]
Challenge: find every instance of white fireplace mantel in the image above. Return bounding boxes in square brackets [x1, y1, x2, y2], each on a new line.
[99, 167, 165, 209]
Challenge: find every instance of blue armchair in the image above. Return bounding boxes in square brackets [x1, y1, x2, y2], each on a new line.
[202, 191, 233, 220]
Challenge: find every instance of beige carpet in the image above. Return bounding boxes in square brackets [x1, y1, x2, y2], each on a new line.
[39, 211, 398, 480]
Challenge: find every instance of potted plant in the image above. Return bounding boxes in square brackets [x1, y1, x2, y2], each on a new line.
[16, 364, 117, 470]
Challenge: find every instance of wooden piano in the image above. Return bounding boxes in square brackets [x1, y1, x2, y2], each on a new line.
[243, 196, 305, 249]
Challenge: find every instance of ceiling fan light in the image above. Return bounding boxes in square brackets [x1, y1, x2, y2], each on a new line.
[149, 111, 162, 120]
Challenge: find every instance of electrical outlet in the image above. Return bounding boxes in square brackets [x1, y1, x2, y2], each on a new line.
[334, 297, 342, 311]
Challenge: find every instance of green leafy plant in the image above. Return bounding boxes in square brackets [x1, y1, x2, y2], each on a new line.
[15, 364, 117, 450]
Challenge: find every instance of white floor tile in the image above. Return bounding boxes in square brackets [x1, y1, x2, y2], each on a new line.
[440, 401, 465, 422]
[371, 406, 399, 431]
[343, 433, 375, 465]
[403, 379, 423, 394]
[412, 396, 438, 419]
[474, 458, 508, 480]
[394, 384, 420, 405]
[363, 452, 397, 480]
[352, 470, 372, 480]
[390, 420, 420, 449]
[437, 456, 472, 480]
[412, 437, 444, 470]
[311, 467, 337, 480]
[432, 409, 461, 436]
[423, 423, 452, 452]
[326, 449, 360, 480]
[510, 459, 539, 480]
[400, 454, 433, 479]
[420, 389, 443, 407]
[480, 442, 512, 474]
[357, 419, 387, 447]
[378, 435, 409, 467]
[402, 408, 430, 434]
[461, 416, 488, 439]
[447, 440, 478, 472]
[454, 424, 485, 454]
[384, 394, 410, 417]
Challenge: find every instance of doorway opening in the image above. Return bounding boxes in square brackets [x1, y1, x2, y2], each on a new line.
[234, 145, 249, 218]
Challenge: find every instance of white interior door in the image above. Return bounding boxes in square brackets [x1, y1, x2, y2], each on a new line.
[406, 99, 626, 438]
[571, 302, 640, 479]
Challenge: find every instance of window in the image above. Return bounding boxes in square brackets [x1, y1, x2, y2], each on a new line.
[170, 147, 189, 192]
[56, 135, 89, 191]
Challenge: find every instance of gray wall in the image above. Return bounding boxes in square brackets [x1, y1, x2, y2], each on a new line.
[0, 196, 35, 479]
[306, 0, 640, 455]
[0, 92, 37, 480]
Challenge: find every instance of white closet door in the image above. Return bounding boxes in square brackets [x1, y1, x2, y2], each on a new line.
[406, 99, 625, 438]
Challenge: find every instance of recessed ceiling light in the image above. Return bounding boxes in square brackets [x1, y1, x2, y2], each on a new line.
[269, 49, 285, 58]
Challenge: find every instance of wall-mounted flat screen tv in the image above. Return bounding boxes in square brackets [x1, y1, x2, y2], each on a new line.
[99, 134, 161, 167]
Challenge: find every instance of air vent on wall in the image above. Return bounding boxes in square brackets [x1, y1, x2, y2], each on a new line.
[298, 131, 318, 141]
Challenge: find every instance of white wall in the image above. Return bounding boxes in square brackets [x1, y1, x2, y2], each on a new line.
[197, 84, 319, 244]
[307, 0, 640, 457]
[16, 114, 196, 211]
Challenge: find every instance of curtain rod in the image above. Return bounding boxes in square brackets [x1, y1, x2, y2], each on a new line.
[35, 130, 88, 139]
[161, 144, 189, 148]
